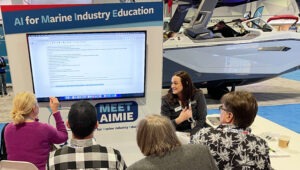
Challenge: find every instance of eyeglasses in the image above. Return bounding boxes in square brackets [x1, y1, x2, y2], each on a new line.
[219, 105, 230, 112]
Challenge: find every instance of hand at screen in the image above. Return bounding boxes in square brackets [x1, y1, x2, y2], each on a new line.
[49, 97, 60, 114]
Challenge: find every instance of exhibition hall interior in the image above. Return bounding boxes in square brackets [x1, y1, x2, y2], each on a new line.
[0, 0, 300, 170]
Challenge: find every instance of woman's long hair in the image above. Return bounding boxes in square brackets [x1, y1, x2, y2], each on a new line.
[167, 71, 196, 107]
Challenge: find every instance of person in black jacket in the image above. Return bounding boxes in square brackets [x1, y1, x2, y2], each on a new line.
[0, 56, 7, 96]
[161, 71, 207, 135]
[208, 21, 237, 37]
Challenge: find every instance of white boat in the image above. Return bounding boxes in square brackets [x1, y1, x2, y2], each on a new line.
[163, 0, 300, 98]
[267, 14, 299, 32]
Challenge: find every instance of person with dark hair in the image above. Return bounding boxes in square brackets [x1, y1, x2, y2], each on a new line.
[127, 115, 218, 170]
[48, 101, 127, 170]
[208, 20, 237, 37]
[161, 70, 207, 135]
[0, 56, 7, 96]
[191, 91, 271, 170]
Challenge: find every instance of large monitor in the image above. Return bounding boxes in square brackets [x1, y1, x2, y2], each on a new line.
[27, 31, 146, 102]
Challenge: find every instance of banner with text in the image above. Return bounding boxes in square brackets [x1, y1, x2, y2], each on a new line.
[95, 101, 138, 124]
[1, 2, 163, 34]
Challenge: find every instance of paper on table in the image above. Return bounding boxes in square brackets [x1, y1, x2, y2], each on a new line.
[269, 148, 290, 157]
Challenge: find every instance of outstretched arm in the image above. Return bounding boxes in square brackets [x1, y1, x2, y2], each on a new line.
[48, 97, 68, 144]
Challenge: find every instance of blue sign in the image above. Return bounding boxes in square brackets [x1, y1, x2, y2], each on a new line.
[0, 25, 7, 56]
[1, 2, 163, 34]
[95, 101, 138, 124]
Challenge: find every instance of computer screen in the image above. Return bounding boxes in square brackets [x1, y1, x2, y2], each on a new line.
[27, 31, 146, 102]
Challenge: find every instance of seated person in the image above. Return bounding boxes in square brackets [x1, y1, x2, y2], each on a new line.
[48, 101, 127, 170]
[161, 71, 207, 135]
[191, 91, 272, 170]
[208, 21, 237, 37]
[127, 114, 218, 170]
[4, 92, 68, 170]
[163, 31, 177, 41]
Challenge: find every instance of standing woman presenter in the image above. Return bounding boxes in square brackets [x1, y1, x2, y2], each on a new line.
[4, 92, 68, 170]
[161, 71, 207, 134]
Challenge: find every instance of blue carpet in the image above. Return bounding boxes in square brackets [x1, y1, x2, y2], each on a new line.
[281, 70, 300, 81]
[208, 104, 300, 133]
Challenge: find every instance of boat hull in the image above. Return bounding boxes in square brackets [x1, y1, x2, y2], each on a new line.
[163, 39, 300, 88]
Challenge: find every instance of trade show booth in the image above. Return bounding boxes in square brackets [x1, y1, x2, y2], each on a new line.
[1, 2, 163, 164]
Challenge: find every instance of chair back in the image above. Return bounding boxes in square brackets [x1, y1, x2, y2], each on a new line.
[0, 160, 38, 170]
[0, 123, 9, 160]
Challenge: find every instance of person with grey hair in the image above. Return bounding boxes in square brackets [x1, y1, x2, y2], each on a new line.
[191, 91, 272, 170]
[127, 114, 217, 170]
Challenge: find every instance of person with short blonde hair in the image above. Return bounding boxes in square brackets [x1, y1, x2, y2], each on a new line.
[4, 92, 68, 170]
[127, 115, 217, 170]
[10, 92, 38, 124]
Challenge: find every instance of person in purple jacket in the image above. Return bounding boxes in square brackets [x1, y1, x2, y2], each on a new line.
[4, 92, 68, 170]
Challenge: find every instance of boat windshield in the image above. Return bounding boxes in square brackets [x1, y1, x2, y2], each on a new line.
[243, 18, 273, 32]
